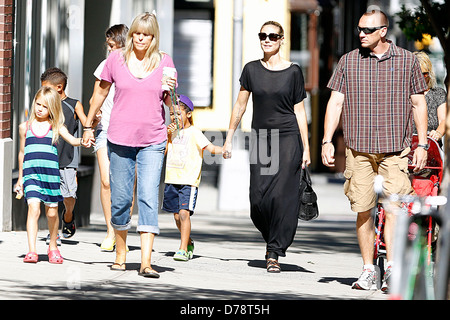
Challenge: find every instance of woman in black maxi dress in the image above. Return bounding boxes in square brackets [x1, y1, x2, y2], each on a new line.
[223, 21, 310, 272]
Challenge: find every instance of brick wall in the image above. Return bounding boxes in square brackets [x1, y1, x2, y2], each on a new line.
[0, 0, 13, 139]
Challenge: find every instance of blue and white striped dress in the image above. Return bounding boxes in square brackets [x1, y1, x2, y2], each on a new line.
[23, 124, 63, 203]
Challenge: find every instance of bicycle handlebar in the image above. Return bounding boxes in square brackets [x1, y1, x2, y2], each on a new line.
[373, 175, 447, 215]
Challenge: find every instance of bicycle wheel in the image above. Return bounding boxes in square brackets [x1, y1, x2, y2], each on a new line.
[391, 214, 435, 299]
[434, 207, 450, 299]
[373, 204, 386, 275]
[407, 218, 435, 300]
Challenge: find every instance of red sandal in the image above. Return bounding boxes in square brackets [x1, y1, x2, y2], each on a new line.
[23, 252, 38, 263]
[48, 249, 63, 264]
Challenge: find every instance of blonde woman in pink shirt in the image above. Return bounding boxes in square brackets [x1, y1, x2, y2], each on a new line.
[83, 12, 176, 278]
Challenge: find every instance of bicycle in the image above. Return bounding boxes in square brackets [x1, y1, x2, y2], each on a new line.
[434, 187, 450, 300]
[372, 135, 445, 294]
[373, 201, 386, 277]
[373, 175, 448, 299]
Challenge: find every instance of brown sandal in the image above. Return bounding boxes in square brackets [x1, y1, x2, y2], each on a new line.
[138, 267, 160, 278]
[266, 258, 281, 273]
[110, 262, 126, 271]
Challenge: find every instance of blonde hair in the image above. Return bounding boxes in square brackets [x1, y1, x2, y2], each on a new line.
[123, 12, 161, 72]
[260, 21, 284, 37]
[413, 51, 436, 89]
[29, 86, 65, 144]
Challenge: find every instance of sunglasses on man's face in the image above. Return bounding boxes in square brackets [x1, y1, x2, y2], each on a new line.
[357, 26, 387, 34]
[258, 33, 282, 41]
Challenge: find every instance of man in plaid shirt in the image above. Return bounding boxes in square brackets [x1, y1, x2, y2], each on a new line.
[322, 10, 428, 292]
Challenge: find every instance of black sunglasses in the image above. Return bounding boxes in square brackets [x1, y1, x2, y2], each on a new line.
[258, 33, 282, 41]
[357, 26, 387, 34]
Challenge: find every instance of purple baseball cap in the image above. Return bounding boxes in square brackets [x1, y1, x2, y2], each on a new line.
[178, 94, 194, 111]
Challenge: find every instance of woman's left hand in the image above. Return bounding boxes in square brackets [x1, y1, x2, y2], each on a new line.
[302, 150, 311, 169]
[222, 141, 232, 159]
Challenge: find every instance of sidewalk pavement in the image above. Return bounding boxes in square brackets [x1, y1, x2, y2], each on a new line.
[0, 174, 389, 303]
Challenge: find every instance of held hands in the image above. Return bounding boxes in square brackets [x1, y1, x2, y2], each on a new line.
[81, 129, 96, 148]
[222, 141, 232, 159]
[80, 137, 95, 148]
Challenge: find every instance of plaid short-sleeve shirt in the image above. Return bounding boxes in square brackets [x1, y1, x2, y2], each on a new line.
[327, 41, 427, 154]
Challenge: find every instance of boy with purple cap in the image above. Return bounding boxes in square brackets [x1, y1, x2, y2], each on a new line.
[162, 94, 223, 261]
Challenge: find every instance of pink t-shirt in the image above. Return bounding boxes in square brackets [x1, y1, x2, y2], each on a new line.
[100, 50, 176, 147]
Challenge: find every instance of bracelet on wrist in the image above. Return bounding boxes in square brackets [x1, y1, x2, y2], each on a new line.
[321, 140, 332, 146]
[417, 143, 429, 151]
[83, 127, 94, 131]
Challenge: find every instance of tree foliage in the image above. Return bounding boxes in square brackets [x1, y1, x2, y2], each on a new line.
[397, 1, 450, 191]
[397, 0, 450, 86]
[396, 2, 449, 42]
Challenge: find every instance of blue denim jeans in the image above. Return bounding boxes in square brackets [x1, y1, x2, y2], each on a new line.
[108, 140, 166, 234]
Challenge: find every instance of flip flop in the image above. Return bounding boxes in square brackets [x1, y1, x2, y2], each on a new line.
[100, 237, 116, 251]
[48, 249, 63, 264]
[138, 267, 160, 278]
[110, 262, 126, 271]
[23, 252, 38, 263]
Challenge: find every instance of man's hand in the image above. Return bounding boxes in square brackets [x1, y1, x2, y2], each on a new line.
[412, 146, 428, 172]
[321, 143, 336, 167]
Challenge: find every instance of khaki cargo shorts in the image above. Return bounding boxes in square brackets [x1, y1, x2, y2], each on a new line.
[343, 147, 413, 212]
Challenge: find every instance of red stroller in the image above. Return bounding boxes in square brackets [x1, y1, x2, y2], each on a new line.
[373, 134, 444, 274]
[407, 134, 444, 264]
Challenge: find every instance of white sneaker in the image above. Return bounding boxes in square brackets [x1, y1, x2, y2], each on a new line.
[352, 266, 380, 290]
[381, 266, 392, 292]
[45, 233, 61, 246]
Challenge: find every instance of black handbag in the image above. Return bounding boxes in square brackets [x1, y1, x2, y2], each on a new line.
[298, 167, 319, 221]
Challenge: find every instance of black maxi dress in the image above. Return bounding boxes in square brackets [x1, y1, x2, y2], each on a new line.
[240, 60, 307, 258]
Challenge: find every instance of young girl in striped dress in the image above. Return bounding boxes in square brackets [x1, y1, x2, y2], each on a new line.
[15, 86, 87, 264]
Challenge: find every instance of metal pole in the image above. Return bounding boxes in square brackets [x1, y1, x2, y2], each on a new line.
[232, 0, 243, 149]
[232, 0, 243, 105]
